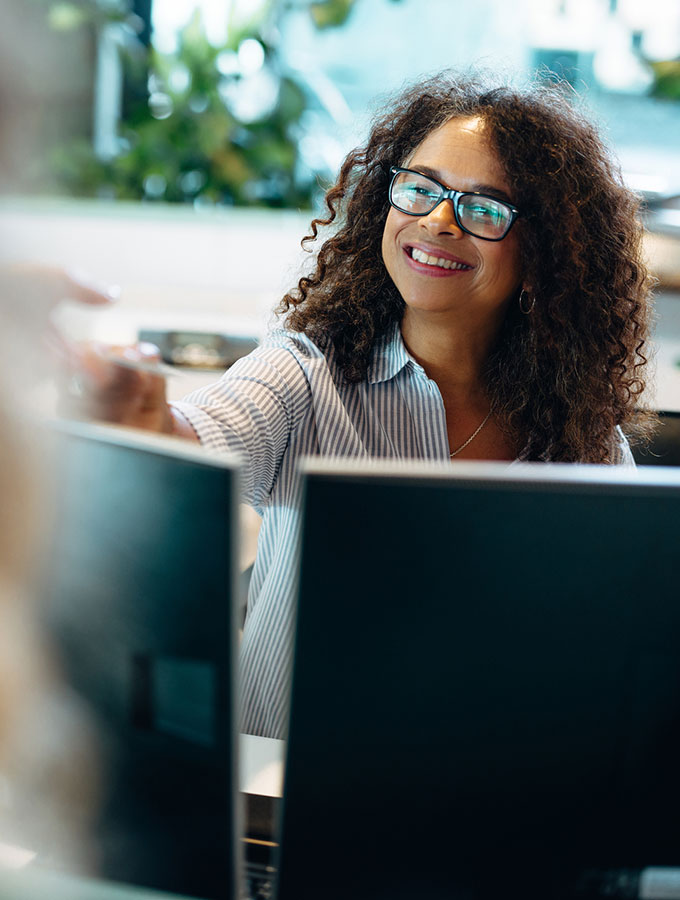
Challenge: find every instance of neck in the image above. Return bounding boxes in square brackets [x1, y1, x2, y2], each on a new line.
[400, 307, 502, 401]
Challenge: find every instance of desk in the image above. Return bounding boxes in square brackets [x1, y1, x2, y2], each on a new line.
[240, 734, 284, 851]
[240, 734, 284, 799]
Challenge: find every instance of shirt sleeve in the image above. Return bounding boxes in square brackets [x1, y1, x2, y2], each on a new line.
[612, 425, 636, 467]
[171, 343, 312, 507]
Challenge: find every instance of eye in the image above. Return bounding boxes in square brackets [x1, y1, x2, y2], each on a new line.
[405, 183, 437, 198]
[393, 182, 438, 211]
[390, 171, 443, 212]
[462, 199, 509, 223]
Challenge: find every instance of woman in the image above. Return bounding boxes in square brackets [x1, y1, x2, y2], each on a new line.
[72, 73, 655, 738]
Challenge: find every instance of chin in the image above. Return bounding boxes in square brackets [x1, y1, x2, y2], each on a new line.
[403, 297, 463, 316]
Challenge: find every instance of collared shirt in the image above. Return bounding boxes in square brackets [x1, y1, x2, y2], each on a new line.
[174, 321, 634, 738]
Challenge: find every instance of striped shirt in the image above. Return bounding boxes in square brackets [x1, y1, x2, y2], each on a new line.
[173, 320, 634, 738]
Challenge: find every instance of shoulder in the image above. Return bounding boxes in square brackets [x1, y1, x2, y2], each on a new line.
[216, 329, 346, 411]
[259, 328, 329, 361]
[226, 328, 330, 379]
[611, 426, 636, 467]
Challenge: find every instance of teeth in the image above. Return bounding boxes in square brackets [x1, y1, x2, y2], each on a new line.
[411, 247, 468, 269]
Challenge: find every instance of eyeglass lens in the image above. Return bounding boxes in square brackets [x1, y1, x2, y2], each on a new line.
[390, 170, 513, 240]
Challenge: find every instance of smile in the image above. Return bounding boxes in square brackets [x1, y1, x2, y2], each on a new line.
[404, 245, 474, 276]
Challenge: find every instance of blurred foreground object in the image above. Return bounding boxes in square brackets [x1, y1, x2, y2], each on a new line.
[0, 0, 94, 195]
[0, 265, 115, 875]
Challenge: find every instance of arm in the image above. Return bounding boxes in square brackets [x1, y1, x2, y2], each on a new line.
[167, 405, 200, 442]
[172, 343, 313, 506]
[66, 336, 313, 505]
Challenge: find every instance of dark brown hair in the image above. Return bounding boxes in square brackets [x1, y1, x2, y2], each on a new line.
[277, 72, 655, 462]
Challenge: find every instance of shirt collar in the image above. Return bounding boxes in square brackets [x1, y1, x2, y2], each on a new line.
[366, 320, 414, 384]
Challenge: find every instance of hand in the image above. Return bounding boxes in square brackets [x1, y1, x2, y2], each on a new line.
[0, 263, 118, 327]
[0, 264, 118, 383]
[63, 341, 174, 433]
[0, 264, 194, 437]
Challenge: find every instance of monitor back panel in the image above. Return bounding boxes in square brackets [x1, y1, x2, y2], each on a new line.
[39, 425, 240, 900]
[633, 411, 680, 467]
[278, 463, 680, 900]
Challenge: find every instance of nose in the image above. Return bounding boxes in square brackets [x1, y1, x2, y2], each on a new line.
[418, 198, 465, 238]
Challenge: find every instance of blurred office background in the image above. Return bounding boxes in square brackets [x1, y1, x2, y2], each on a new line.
[0, 2, 678, 888]
[0, 0, 679, 411]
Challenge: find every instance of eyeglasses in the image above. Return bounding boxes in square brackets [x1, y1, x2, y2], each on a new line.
[388, 166, 520, 241]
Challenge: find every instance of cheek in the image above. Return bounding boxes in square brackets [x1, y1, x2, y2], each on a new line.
[487, 239, 522, 287]
[380, 227, 389, 264]
[381, 212, 399, 273]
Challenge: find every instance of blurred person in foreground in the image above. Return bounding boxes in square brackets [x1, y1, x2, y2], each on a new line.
[0, 0, 124, 881]
[63, 72, 655, 741]
[0, 267, 116, 872]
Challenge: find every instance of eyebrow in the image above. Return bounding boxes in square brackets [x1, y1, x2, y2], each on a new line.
[411, 165, 514, 205]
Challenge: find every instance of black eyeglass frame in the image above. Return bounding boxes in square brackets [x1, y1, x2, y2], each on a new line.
[388, 166, 521, 242]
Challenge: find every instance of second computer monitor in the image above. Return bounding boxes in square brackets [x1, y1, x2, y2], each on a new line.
[278, 459, 680, 900]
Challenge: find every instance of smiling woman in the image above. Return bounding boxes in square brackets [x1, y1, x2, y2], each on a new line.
[279, 72, 655, 464]
[58, 71, 656, 738]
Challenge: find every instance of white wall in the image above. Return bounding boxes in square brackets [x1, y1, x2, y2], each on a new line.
[0, 197, 314, 399]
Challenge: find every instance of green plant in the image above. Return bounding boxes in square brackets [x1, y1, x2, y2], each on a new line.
[308, 0, 402, 29]
[649, 59, 680, 101]
[45, 0, 401, 207]
[49, 5, 313, 205]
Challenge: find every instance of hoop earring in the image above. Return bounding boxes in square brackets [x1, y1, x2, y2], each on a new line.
[519, 289, 536, 315]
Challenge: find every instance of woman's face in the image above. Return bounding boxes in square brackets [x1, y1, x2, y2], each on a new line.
[381, 116, 524, 322]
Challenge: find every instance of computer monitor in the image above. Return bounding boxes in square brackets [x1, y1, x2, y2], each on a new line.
[633, 411, 680, 467]
[277, 459, 680, 900]
[34, 422, 241, 900]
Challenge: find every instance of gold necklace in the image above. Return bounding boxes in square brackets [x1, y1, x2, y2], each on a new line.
[449, 408, 493, 458]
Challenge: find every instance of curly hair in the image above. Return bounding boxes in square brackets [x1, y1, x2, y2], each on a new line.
[277, 71, 656, 462]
